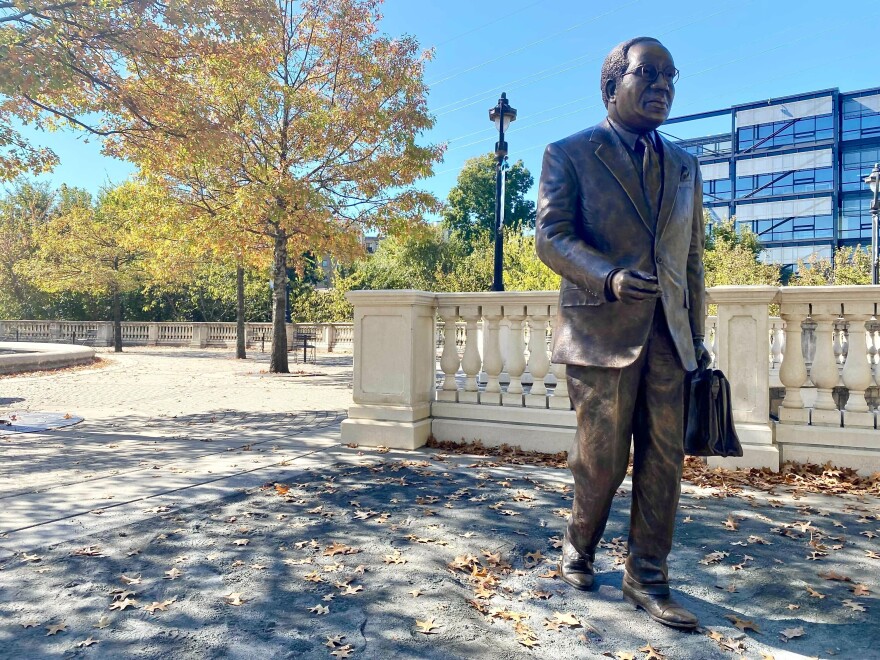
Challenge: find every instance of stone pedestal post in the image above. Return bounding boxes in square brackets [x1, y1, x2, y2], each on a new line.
[190, 324, 208, 348]
[96, 322, 113, 347]
[706, 285, 780, 470]
[148, 323, 159, 345]
[341, 290, 436, 450]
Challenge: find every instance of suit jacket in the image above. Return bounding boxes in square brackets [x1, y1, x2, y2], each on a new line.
[535, 119, 705, 372]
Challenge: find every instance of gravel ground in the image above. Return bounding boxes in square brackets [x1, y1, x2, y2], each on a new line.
[1, 446, 878, 660]
[0, 348, 878, 659]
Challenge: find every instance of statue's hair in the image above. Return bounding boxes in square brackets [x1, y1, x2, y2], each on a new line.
[600, 37, 662, 107]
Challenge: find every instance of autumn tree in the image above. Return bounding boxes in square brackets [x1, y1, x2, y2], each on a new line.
[20, 181, 154, 351]
[117, 0, 442, 372]
[703, 216, 780, 288]
[0, 0, 271, 181]
[0, 180, 54, 318]
[792, 246, 872, 285]
[441, 154, 536, 246]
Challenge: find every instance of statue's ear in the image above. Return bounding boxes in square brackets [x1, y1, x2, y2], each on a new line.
[605, 78, 617, 104]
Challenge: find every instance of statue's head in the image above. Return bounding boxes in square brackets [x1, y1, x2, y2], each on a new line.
[601, 37, 676, 133]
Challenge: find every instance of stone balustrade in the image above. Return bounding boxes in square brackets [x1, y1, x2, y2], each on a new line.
[0, 320, 353, 352]
[342, 286, 880, 475]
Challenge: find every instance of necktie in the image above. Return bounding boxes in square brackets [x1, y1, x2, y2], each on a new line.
[638, 134, 661, 222]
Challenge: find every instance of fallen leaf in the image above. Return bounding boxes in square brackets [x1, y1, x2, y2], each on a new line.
[415, 618, 440, 634]
[408, 589, 422, 597]
[224, 592, 248, 606]
[638, 644, 667, 659]
[723, 514, 739, 531]
[324, 635, 345, 648]
[330, 645, 353, 659]
[109, 598, 138, 611]
[75, 637, 99, 648]
[45, 623, 67, 635]
[806, 586, 826, 599]
[725, 614, 761, 633]
[851, 584, 871, 596]
[780, 626, 804, 642]
[232, 539, 249, 546]
[164, 567, 183, 580]
[309, 604, 329, 615]
[144, 598, 175, 614]
[842, 599, 866, 612]
[119, 574, 142, 585]
[94, 616, 111, 629]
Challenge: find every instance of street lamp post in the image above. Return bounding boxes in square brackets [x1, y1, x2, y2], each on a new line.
[864, 163, 880, 285]
[488, 92, 517, 291]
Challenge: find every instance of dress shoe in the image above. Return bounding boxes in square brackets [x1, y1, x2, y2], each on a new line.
[622, 580, 698, 630]
[559, 533, 594, 591]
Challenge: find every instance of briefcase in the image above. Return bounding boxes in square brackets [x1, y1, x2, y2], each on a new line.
[684, 366, 743, 458]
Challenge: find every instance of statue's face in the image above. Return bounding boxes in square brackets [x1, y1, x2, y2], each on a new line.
[606, 41, 675, 133]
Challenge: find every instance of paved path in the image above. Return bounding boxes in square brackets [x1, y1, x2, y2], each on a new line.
[0, 348, 353, 556]
[1, 348, 878, 659]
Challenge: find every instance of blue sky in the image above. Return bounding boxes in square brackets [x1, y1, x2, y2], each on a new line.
[18, 0, 879, 207]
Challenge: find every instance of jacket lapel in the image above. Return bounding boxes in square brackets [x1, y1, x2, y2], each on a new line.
[656, 135, 683, 242]
[591, 120, 654, 237]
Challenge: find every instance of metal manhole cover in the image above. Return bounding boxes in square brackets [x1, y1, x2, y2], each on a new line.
[0, 411, 84, 434]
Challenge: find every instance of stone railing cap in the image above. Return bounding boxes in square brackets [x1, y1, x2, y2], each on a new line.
[707, 285, 779, 304]
[345, 289, 437, 306]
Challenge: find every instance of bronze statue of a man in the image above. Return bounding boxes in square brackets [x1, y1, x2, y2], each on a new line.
[535, 37, 708, 629]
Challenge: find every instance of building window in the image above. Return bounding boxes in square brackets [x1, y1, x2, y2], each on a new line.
[680, 137, 732, 158]
[737, 214, 833, 242]
[736, 167, 833, 198]
[839, 194, 875, 240]
[842, 95, 880, 141]
[737, 114, 833, 152]
[760, 244, 832, 272]
[702, 178, 732, 201]
[841, 146, 880, 192]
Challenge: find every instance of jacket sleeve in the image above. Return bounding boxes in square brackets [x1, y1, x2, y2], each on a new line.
[687, 159, 706, 339]
[535, 141, 617, 296]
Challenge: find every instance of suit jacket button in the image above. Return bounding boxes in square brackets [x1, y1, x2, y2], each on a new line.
[656, 256, 663, 264]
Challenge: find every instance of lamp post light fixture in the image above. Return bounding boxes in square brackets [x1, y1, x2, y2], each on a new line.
[864, 163, 880, 285]
[488, 92, 517, 291]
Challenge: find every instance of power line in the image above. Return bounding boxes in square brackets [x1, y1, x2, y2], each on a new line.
[431, 0, 740, 118]
[433, 0, 549, 48]
[427, 0, 643, 87]
[430, 14, 877, 178]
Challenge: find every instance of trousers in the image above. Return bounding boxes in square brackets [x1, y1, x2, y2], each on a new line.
[565, 302, 686, 588]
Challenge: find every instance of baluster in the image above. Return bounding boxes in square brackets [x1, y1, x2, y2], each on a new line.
[481, 305, 503, 406]
[708, 318, 718, 368]
[524, 305, 550, 408]
[841, 304, 874, 427]
[770, 321, 783, 369]
[778, 307, 810, 424]
[833, 320, 843, 366]
[502, 308, 526, 407]
[869, 320, 879, 389]
[458, 306, 482, 403]
[437, 305, 460, 402]
[810, 307, 842, 426]
[548, 310, 571, 410]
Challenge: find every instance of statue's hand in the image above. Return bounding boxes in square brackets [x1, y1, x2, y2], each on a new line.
[694, 338, 712, 370]
[610, 269, 661, 304]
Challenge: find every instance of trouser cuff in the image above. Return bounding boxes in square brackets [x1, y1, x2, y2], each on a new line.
[623, 572, 670, 596]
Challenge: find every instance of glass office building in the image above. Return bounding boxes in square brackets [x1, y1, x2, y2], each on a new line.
[665, 87, 880, 273]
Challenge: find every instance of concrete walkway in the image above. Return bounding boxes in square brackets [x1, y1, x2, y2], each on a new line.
[1, 348, 878, 659]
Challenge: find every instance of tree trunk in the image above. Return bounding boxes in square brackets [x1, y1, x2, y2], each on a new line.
[269, 230, 289, 373]
[236, 264, 246, 359]
[111, 287, 123, 353]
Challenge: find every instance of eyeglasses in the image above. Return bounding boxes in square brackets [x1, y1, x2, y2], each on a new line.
[622, 64, 680, 85]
